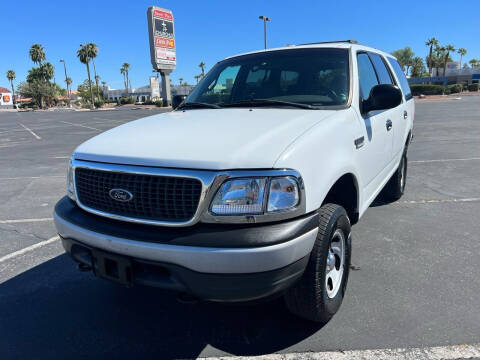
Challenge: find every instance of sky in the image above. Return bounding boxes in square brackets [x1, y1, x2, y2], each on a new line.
[1, 0, 479, 90]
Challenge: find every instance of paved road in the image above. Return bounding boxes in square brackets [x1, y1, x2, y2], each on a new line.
[0, 100, 479, 359]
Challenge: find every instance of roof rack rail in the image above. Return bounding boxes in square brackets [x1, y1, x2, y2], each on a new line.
[298, 40, 358, 45]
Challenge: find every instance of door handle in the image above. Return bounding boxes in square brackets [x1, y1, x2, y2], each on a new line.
[386, 119, 393, 131]
[404, 110, 408, 119]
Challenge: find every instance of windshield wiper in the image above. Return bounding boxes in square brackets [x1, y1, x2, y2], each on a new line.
[223, 99, 318, 110]
[177, 102, 221, 110]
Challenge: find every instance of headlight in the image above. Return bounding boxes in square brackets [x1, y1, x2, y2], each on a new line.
[267, 176, 299, 212]
[67, 158, 75, 201]
[210, 176, 300, 216]
[211, 178, 267, 215]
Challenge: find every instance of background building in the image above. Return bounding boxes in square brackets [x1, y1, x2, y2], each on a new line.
[103, 77, 194, 102]
[0, 87, 13, 109]
[410, 62, 480, 86]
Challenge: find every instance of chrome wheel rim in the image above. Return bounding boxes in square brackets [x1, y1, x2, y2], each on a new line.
[325, 229, 345, 299]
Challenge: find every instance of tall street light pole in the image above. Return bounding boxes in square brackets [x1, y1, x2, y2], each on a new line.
[59, 59, 69, 98]
[258, 15, 271, 50]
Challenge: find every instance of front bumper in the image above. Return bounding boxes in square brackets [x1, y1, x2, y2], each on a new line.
[54, 197, 319, 301]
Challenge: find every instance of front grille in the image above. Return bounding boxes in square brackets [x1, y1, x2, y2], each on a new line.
[75, 168, 202, 222]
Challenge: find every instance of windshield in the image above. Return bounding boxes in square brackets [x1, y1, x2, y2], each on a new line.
[185, 48, 350, 108]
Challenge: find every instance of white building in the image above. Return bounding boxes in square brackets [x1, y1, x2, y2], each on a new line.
[103, 77, 195, 102]
[0, 87, 13, 109]
[103, 77, 162, 102]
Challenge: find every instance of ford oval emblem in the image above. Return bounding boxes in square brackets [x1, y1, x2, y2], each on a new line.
[109, 189, 133, 202]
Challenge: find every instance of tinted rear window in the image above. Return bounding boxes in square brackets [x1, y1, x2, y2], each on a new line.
[387, 57, 412, 100]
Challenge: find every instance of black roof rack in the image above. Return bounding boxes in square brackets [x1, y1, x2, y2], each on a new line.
[298, 40, 358, 45]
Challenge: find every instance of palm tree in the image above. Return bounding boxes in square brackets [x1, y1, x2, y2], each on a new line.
[77, 45, 95, 109]
[6, 70, 16, 107]
[443, 45, 455, 76]
[410, 57, 425, 78]
[194, 74, 201, 84]
[457, 48, 467, 70]
[198, 61, 206, 77]
[120, 66, 126, 95]
[425, 38, 438, 76]
[121, 62, 130, 97]
[66, 77, 72, 98]
[101, 81, 106, 88]
[434, 46, 445, 76]
[29, 44, 46, 65]
[40, 62, 55, 81]
[178, 77, 183, 86]
[86, 43, 100, 98]
[469, 59, 479, 68]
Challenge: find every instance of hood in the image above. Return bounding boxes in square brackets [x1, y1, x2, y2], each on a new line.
[74, 108, 335, 170]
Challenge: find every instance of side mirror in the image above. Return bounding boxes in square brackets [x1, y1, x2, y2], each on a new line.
[172, 95, 187, 109]
[362, 84, 402, 114]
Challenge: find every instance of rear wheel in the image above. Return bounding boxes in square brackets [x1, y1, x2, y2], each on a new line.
[384, 148, 408, 201]
[284, 203, 351, 323]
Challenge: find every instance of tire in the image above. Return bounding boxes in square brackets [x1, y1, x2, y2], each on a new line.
[284, 203, 352, 323]
[384, 148, 408, 201]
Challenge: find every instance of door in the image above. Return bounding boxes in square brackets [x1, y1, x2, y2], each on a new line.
[387, 57, 414, 157]
[355, 52, 394, 198]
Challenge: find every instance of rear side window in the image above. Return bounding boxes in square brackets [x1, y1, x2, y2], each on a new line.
[369, 53, 393, 85]
[387, 58, 412, 100]
[357, 53, 379, 100]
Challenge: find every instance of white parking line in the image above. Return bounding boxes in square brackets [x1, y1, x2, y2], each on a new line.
[396, 197, 480, 205]
[199, 343, 480, 360]
[0, 236, 59, 264]
[0, 218, 53, 224]
[0, 175, 63, 181]
[411, 157, 480, 163]
[60, 120, 102, 131]
[18, 123, 42, 140]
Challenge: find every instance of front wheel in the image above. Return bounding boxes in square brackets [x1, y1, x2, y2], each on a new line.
[284, 204, 352, 323]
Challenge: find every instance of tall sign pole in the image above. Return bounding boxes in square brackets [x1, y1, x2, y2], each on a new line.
[147, 6, 176, 106]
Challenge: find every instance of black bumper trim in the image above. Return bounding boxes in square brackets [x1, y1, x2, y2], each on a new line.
[62, 237, 308, 302]
[55, 196, 319, 248]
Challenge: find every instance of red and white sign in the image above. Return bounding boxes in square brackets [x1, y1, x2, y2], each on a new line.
[148, 6, 176, 70]
[156, 48, 176, 63]
[153, 9, 173, 21]
[155, 37, 175, 48]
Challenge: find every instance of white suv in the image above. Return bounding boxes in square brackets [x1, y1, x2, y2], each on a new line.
[54, 40, 413, 322]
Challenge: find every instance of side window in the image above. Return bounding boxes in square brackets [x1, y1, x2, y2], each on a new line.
[387, 58, 412, 100]
[357, 53, 379, 100]
[369, 53, 393, 85]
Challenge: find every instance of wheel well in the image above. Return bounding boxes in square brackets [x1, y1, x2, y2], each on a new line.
[406, 130, 412, 147]
[322, 174, 359, 224]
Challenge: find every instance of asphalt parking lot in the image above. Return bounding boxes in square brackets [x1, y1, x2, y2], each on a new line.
[1, 99, 479, 359]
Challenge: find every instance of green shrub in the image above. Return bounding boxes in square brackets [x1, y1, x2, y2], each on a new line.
[446, 84, 463, 94]
[468, 83, 479, 92]
[143, 99, 154, 105]
[154, 100, 163, 107]
[410, 84, 444, 96]
[119, 97, 135, 105]
[94, 100, 104, 108]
